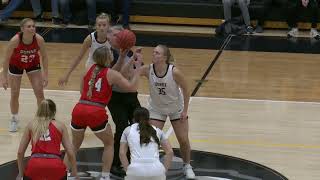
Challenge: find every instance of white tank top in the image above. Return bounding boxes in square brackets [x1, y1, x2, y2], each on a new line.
[86, 32, 112, 67]
[126, 123, 164, 161]
[148, 64, 183, 114]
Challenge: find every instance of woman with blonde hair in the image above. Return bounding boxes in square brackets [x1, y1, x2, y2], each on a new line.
[1, 18, 49, 132]
[59, 13, 117, 86]
[67, 46, 141, 180]
[16, 99, 78, 180]
[126, 44, 195, 179]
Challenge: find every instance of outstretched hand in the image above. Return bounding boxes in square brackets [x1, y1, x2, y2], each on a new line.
[58, 74, 69, 87]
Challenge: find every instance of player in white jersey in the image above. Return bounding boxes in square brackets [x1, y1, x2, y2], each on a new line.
[58, 13, 113, 86]
[126, 44, 196, 179]
[120, 107, 173, 180]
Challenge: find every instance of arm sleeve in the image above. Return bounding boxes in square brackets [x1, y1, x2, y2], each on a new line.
[120, 126, 131, 143]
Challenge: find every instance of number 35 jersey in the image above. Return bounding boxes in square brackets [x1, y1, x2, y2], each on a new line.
[148, 64, 183, 114]
[80, 64, 112, 105]
[10, 33, 40, 69]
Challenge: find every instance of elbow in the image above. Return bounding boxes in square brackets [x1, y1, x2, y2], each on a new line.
[17, 151, 24, 158]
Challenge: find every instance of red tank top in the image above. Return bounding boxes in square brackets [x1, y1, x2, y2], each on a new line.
[80, 64, 112, 105]
[10, 32, 40, 69]
[31, 122, 62, 156]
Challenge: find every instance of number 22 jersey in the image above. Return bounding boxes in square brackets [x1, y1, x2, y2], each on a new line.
[10, 32, 40, 69]
[148, 64, 183, 114]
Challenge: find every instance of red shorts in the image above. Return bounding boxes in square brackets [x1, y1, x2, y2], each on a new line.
[24, 158, 66, 180]
[71, 103, 108, 133]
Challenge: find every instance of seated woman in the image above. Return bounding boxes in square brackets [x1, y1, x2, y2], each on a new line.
[222, 0, 254, 34]
[119, 107, 174, 180]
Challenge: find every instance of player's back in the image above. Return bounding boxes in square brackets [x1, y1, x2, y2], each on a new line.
[80, 64, 112, 105]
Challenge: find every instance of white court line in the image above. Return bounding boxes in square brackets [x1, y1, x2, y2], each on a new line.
[7, 88, 320, 105]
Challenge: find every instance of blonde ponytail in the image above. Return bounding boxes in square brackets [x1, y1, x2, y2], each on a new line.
[31, 99, 56, 144]
[87, 66, 101, 99]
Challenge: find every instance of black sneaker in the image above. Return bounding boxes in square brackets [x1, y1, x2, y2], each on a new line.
[61, 20, 69, 27]
[34, 13, 44, 22]
[52, 17, 61, 25]
[110, 166, 126, 177]
[255, 25, 264, 33]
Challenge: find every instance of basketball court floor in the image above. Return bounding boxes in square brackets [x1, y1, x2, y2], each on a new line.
[1, 23, 320, 180]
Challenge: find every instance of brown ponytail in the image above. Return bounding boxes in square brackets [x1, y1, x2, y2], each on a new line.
[134, 107, 160, 146]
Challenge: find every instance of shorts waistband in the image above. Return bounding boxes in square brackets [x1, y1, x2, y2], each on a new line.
[79, 100, 106, 108]
[31, 153, 61, 159]
[131, 158, 159, 164]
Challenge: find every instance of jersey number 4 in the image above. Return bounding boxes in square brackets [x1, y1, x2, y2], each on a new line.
[21, 54, 35, 63]
[158, 87, 166, 95]
[88, 78, 102, 92]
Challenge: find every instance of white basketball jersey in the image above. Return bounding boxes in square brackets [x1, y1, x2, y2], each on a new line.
[148, 64, 183, 114]
[86, 32, 112, 67]
[127, 123, 162, 160]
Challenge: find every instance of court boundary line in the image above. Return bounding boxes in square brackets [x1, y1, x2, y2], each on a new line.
[6, 88, 320, 105]
[191, 34, 233, 96]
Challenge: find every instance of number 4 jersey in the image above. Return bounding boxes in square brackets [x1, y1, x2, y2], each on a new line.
[80, 64, 112, 105]
[148, 64, 183, 114]
[10, 32, 40, 69]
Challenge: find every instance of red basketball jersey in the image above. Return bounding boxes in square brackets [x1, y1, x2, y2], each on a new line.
[31, 122, 62, 156]
[10, 32, 40, 69]
[80, 64, 112, 105]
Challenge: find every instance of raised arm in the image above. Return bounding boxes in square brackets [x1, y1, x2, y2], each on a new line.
[17, 123, 32, 179]
[120, 48, 145, 79]
[107, 68, 140, 92]
[58, 35, 91, 86]
[111, 49, 128, 71]
[1, 35, 19, 90]
[36, 34, 49, 87]
[173, 67, 190, 120]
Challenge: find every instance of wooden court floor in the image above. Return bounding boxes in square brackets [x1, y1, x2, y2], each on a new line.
[1, 41, 320, 180]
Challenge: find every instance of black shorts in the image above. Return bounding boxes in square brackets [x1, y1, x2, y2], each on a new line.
[8, 63, 41, 76]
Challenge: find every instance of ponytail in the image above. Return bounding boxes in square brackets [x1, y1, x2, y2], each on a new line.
[134, 107, 160, 146]
[31, 99, 56, 144]
[87, 66, 101, 98]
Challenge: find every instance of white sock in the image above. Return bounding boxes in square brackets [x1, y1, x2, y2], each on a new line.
[101, 172, 110, 177]
[12, 114, 18, 121]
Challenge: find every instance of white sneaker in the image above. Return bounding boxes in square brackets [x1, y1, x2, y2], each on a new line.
[287, 28, 298, 38]
[9, 117, 18, 132]
[184, 164, 196, 179]
[310, 28, 320, 39]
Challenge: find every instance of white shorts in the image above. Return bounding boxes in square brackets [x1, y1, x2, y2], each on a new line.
[125, 160, 166, 179]
[148, 105, 182, 122]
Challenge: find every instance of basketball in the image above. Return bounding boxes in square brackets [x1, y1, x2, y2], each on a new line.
[115, 29, 136, 50]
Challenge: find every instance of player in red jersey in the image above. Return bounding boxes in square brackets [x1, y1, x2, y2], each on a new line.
[1, 18, 49, 132]
[16, 99, 79, 180]
[66, 46, 141, 180]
